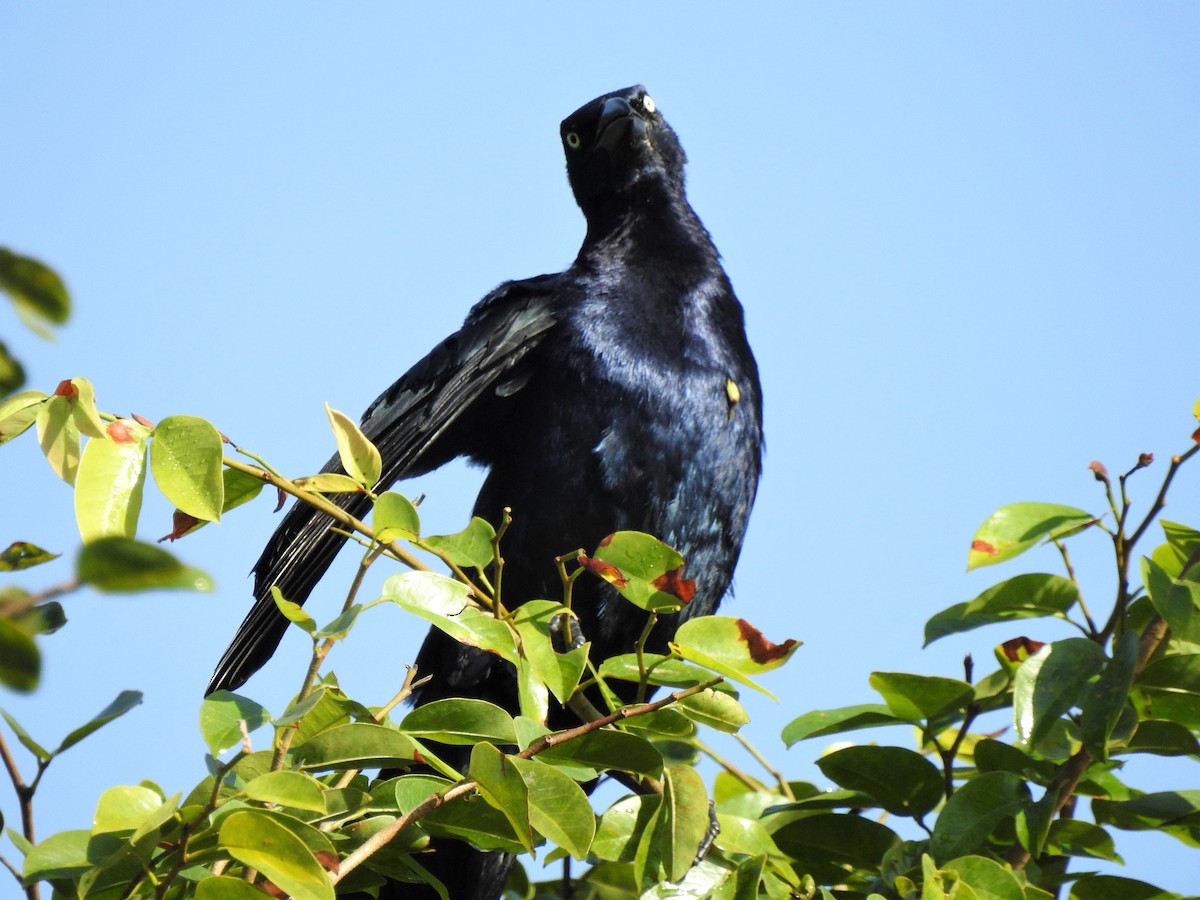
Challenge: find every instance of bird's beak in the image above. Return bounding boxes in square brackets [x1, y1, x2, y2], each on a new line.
[594, 97, 646, 155]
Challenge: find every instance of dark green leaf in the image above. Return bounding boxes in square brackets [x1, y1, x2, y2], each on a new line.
[1068, 875, 1183, 900]
[1121, 719, 1200, 757]
[536, 729, 663, 779]
[0, 248, 69, 325]
[925, 573, 1080, 645]
[782, 703, 906, 744]
[0, 341, 25, 396]
[816, 745, 943, 818]
[1144, 555, 1200, 643]
[770, 812, 899, 878]
[930, 771, 1030, 861]
[967, 503, 1095, 570]
[1081, 630, 1139, 760]
[1013, 638, 1106, 749]
[0, 617, 39, 691]
[1092, 790, 1200, 836]
[77, 536, 213, 592]
[1045, 819, 1122, 863]
[0, 541, 58, 571]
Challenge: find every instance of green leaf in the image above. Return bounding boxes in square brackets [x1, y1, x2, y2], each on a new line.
[200, 691, 272, 756]
[0, 618, 39, 691]
[925, 573, 1080, 645]
[469, 741, 533, 852]
[325, 402, 381, 488]
[1143, 555, 1200, 643]
[1045, 819, 1122, 863]
[0, 390, 46, 445]
[1152, 520, 1200, 577]
[91, 784, 164, 833]
[512, 599, 589, 705]
[1013, 638, 1106, 748]
[676, 688, 751, 733]
[782, 703, 906, 744]
[0, 248, 70, 326]
[967, 503, 1095, 570]
[592, 794, 658, 863]
[401, 698, 517, 745]
[672, 616, 799, 698]
[1092, 790, 1200, 837]
[1080, 630, 1139, 760]
[536, 729, 663, 780]
[770, 812, 899, 881]
[244, 771, 327, 813]
[149, 415, 225, 521]
[0, 342, 25, 396]
[943, 855, 1025, 900]
[197, 875, 282, 899]
[293, 722, 421, 770]
[219, 808, 334, 900]
[74, 419, 149, 542]
[930, 771, 1030, 861]
[584, 531, 694, 613]
[1122, 719, 1200, 757]
[77, 537, 213, 592]
[21, 829, 92, 883]
[816, 745, 943, 818]
[313, 604, 363, 641]
[655, 765, 710, 883]
[57, 690, 143, 754]
[271, 586, 317, 635]
[381, 571, 516, 663]
[511, 756, 595, 858]
[422, 517, 496, 569]
[35, 392, 81, 483]
[292, 472, 365, 493]
[869, 672, 974, 721]
[0, 708, 50, 760]
[172, 467, 267, 538]
[0, 541, 59, 571]
[374, 490, 420, 542]
[1068, 875, 1183, 900]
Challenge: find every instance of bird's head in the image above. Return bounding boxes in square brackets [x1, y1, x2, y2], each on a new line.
[560, 85, 688, 220]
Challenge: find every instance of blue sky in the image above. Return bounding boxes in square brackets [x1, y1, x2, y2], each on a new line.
[3, 4, 1198, 892]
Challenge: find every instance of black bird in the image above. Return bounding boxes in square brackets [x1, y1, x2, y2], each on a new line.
[208, 85, 763, 898]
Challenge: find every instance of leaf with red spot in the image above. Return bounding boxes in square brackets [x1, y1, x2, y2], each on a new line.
[584, 531, 690, 612]
[999, 636, 1046, 663]
[966, 503, 1095, 570]
[577, 554, 628, 588]
[671, 616, 801, 698]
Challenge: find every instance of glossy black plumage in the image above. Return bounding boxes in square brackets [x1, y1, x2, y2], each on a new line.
[207, 85, 763, 898]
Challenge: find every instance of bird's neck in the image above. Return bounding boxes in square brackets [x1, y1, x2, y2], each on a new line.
[580, 187, 718, 269]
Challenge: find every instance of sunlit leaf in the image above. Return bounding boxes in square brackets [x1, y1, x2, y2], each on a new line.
[422, 517, 496, 569]
[1013, 638, 1105, 748]
[219, 809, 334, 900]
[74, 419, 149, 542]
[925, 573, 1080, 645]
[381, 571, 516, 663]
[149, 415, 224, 522]
[0, 390, 46, 445]
[967, 503, 1095, 570]
[373, 490, 420, 542]
[325, 403, 381, 488]
[200, 691, 272, 756]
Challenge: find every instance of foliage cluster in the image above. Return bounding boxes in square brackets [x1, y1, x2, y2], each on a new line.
[2, 258, 1199, 899]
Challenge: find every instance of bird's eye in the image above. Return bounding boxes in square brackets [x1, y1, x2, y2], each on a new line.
[565, 132, 582, 149]
[641, 94, 656, 114]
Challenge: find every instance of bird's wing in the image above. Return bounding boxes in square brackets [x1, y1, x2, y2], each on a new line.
[206, 276, 560, 694]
